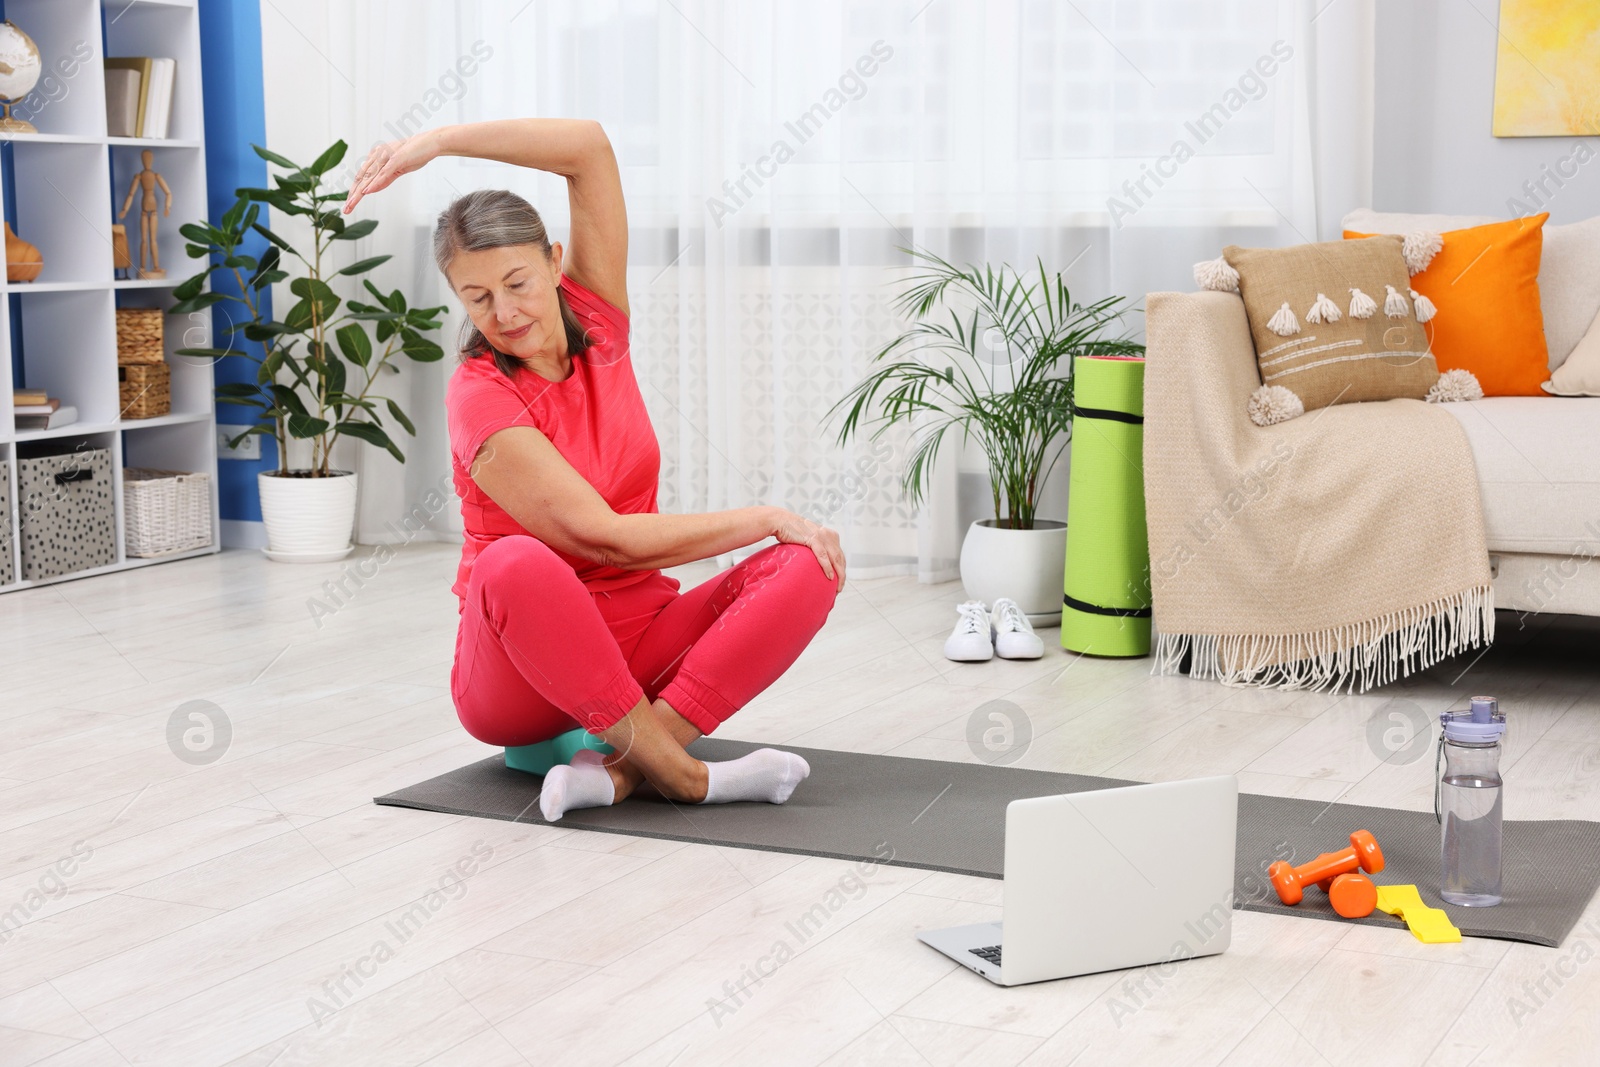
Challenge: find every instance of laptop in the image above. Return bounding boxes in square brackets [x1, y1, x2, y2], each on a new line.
[918, 775, 1239, 986]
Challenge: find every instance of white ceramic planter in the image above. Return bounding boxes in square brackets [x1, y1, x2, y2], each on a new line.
[959, 518, 1068, 625]
[257, 469, 357, 562]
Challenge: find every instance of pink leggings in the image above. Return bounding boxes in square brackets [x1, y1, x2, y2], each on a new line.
[452, 536, 838, 746]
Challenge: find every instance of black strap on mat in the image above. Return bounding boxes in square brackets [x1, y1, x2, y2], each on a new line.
[1063, 593, 1152, 618]
[1072, 405, 1144, 425]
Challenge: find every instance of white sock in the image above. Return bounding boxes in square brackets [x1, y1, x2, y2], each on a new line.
[539, 749, 615, 822]
[701, 749, 810, 805]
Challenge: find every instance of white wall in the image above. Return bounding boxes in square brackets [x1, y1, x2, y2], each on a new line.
[1374, 1, 1599, 223]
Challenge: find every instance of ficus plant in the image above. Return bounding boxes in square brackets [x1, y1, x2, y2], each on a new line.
[830, 248, 1144, 530]
[169, 140, 448, 477]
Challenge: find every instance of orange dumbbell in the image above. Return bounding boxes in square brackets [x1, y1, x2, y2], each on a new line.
[1269, 830, 1385, 910]
[1322, 872, 1378, 918]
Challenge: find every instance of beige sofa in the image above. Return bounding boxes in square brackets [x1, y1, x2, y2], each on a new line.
[1443, 394, 1600, 616]
[1158, 209, 1600, 618]
[1343, 210, 1600, 619]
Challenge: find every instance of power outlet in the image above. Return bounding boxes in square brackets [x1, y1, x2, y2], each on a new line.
[218, 424, 261, 460]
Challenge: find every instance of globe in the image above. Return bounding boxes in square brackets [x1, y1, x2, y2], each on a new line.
[0, 20, 43, 133]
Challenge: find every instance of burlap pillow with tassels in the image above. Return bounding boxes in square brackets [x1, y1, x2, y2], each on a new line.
[1193, 233, 1483, 425]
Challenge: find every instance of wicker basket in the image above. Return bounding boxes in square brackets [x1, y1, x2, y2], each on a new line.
[119, 362, 171, 419]
[116, 308, 164, 365]
[123, 467, 212, 556]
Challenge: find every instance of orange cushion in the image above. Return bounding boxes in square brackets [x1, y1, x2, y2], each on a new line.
[1344, 215, 1550, 396]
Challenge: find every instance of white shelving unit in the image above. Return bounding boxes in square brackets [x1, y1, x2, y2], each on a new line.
[2, 0, 218, 591]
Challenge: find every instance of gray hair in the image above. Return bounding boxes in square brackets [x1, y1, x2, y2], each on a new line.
[433, 189, 590, 378]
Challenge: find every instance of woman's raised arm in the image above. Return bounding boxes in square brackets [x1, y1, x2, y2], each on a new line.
[345, 118, 630, 316]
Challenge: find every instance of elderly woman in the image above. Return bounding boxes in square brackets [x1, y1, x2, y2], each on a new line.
[345, 118, 842, 821]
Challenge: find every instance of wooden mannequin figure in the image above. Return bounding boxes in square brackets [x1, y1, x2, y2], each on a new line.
[119, 150, 172, 279]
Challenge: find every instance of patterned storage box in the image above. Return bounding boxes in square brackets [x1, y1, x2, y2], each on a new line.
[0, 460, 12, 586]
[16, 444, 116, 581]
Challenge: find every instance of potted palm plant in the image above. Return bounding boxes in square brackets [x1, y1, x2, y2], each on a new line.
[831, 249, 1143, 623]
[170, 141, 447, 561]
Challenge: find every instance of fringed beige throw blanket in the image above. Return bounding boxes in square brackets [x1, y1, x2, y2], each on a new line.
[1144, 291, 1494, 692]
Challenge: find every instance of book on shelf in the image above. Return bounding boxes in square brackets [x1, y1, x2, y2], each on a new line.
[104, 57, 175, 138]
[145, 59, 176, 139]
[105, 58, 151, 137]
[105, 66, 141, 138]
[14, 398, 62, 415]
[13, 389, 50, 405]
[16, 405, 78, 431]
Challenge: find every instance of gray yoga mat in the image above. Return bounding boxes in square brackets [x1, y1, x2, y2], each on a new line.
[375, 738, 1600, 947]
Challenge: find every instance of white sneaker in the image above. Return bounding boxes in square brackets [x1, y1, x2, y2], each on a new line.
[944, 600, 994, 662]
[991, 597, 1044, 660]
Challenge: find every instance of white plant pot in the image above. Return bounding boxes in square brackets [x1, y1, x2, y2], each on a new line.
[257, 469, 357, 563]
[959, 518, 1068, 626]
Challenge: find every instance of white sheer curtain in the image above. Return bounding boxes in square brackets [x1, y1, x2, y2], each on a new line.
[260, 0, 1372, 579]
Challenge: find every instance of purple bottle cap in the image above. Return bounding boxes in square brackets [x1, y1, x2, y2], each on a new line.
[1441, 695, 1506, 743]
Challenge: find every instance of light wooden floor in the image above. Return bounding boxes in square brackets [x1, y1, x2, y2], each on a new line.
[3, 542, 1598, 1066]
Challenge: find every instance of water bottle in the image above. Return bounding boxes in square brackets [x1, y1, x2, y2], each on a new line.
[1436, 696, 1506, 907]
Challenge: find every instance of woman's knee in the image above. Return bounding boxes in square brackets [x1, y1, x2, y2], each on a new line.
[472, 535, 569, 591]
[763, 542, 840, 606]
[455, 699, 577, 749]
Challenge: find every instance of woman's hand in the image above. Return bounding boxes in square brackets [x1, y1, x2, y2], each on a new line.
[344, 130, 443, 214]
[770, 509, 846, 592]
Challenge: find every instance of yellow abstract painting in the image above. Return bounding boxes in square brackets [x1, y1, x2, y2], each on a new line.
[1492, 0, 1600, 136]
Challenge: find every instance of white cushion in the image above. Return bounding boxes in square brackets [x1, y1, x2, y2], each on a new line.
[1341, 209, 1600, 372]
[1439, 396, 1600, 554]
[1545, 309, 1600, 396]
[1537, 215, 1600, 371]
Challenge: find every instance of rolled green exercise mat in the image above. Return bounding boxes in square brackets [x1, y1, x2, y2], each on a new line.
[505, 728, 614, 776]
[1062, 355, 1151, 657]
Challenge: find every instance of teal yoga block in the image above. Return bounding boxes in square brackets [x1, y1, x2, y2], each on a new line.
[504, 729, 614, 776]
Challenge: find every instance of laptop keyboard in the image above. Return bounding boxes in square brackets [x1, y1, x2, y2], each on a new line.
[970, 944, 1002, 965]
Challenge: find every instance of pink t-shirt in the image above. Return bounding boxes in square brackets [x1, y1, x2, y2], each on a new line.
[445, 276, 661, 604]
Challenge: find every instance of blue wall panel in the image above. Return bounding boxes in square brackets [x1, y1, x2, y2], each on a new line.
[198, 0, 273, 521]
